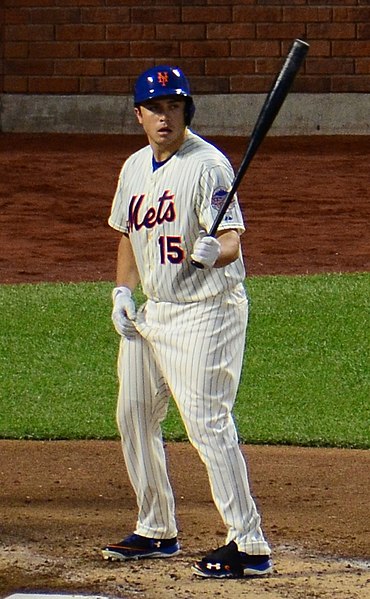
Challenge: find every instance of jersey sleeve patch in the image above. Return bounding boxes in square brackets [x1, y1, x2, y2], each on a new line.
[211, 187, 236, 219]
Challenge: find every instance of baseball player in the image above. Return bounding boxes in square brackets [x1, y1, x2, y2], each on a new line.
[101, 65, 272, 579]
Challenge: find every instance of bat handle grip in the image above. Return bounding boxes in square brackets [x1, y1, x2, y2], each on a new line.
[191, 229, 217, 269]
[191, 258, 204, 269]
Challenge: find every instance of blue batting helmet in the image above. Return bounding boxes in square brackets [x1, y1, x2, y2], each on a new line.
[134, 65, 195, 125]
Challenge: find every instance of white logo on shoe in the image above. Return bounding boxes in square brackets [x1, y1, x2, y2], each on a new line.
[207, 562, 221, 570]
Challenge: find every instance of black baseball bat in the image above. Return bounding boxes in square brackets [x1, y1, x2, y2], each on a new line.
[192, 38, 309, 268]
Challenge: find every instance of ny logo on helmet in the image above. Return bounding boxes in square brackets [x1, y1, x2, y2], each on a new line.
[157, 72, 169, 86]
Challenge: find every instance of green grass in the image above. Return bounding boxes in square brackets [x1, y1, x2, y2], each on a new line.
[0, 273, 369, 447]
[235, 274, 369, 448]
[0, 283, 118, 439]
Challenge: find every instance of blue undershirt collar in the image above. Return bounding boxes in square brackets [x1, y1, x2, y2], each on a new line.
[152, 154, 172, 172]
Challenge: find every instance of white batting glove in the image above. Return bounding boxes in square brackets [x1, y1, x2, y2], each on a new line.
[191, 235, 221, 269]
[111, 286, 137, 339]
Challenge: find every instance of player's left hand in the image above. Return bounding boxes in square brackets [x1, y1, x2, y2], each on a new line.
[191, 235, 221, 269]
[111, 286, 137, 339]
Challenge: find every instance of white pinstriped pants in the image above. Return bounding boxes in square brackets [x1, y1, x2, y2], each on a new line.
[116, 284, 271, 555]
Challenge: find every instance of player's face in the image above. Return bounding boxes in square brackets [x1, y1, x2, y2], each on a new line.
[135, 97, 187, 160]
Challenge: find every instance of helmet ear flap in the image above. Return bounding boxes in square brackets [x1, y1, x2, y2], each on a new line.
[185, 97, 195, 126]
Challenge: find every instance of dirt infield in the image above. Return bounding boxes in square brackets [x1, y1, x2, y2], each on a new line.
[0, 133, 369, 598]
[1, 133, 369, 284]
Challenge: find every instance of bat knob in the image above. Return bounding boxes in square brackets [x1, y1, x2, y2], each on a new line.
[191, 259, 204, 269]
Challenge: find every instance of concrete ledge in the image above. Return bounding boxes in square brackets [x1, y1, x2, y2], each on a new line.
[1, 93, 369, 136]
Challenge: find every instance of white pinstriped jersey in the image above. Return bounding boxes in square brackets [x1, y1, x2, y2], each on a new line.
[109, 130, 246, 303]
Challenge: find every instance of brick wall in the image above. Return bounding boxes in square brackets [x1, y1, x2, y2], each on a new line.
[2, 0, 370, 96]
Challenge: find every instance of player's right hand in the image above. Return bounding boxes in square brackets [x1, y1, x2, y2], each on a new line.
[191, 235, 221, 269]
[111, 286, 137, 339]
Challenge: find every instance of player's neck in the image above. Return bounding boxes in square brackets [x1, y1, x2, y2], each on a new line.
[150, 129, 188, 163]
